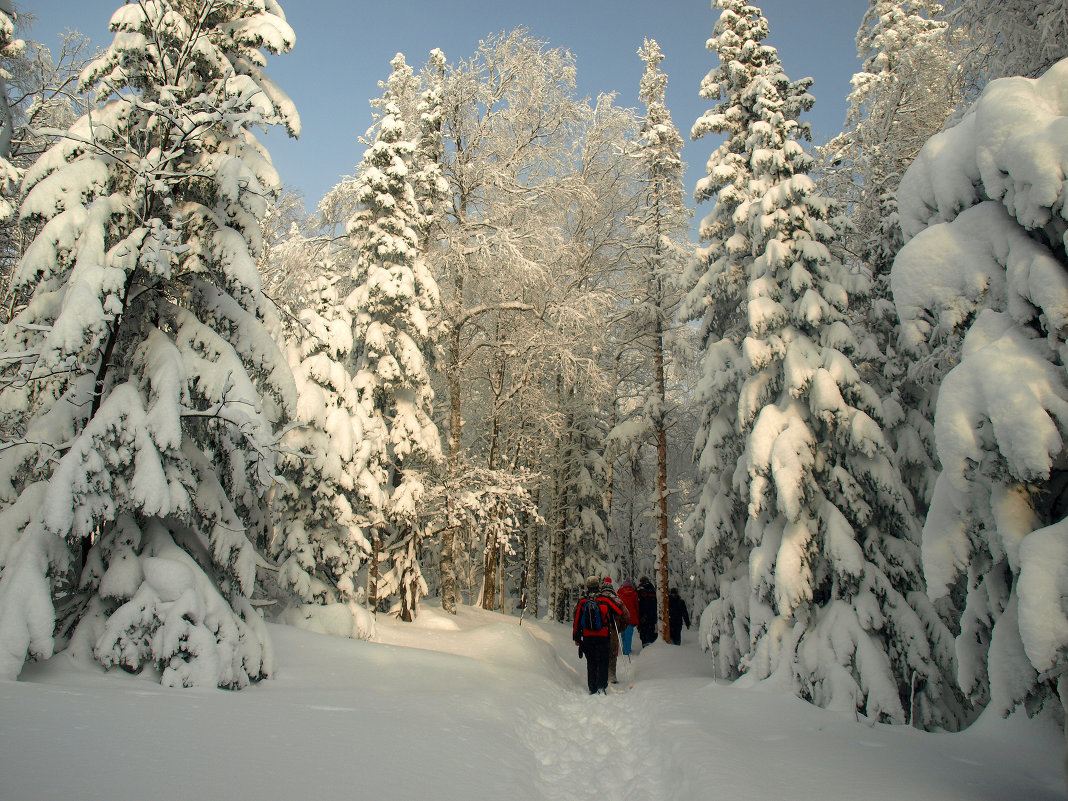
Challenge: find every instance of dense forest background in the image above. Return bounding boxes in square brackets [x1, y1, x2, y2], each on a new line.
[0, 0, 1066, 739]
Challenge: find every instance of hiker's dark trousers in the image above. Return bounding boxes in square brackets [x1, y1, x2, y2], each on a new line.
[582, 636, 610, 693]
[639, 623, 656, 646]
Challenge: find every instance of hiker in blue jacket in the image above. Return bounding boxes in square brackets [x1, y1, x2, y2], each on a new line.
[573, 576, 626, 694]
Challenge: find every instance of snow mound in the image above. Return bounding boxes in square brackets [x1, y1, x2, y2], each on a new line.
[278, 601, 375, 640]
[898, 58, 1068, 239]
[892, 55, 1068, 730]
[374, 604, 575, 688]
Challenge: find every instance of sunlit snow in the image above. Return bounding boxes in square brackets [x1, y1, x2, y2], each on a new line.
[1, 605, 1061, 800]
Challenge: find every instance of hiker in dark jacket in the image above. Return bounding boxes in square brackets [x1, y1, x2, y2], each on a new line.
[573, 576, 626, 694]
[668, 587, 691, 645]
[636, 576, 658, 646]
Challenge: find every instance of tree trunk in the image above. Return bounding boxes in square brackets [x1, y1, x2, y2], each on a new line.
[605, 350, 621, 566]
[523, 503, 540, 616]
[548, 374, 565, 620]
[479, 350, 505, 612]
[654, 315, 671, 643]
[548, 462, 565, 621]
[397, 535, 419, 622]
[498, 538, 505, 612]
[479, 526, 499, 610]
[439, 324, 463, 614]
[628, 486, 637, 581]
[368, 531, 382, 613]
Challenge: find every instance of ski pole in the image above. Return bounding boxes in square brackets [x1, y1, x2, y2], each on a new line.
[614, 615, 631, 664]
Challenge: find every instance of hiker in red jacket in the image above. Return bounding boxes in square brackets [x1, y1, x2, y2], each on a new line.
[573, 576, 626, 694]
[617, 579, 640, 656]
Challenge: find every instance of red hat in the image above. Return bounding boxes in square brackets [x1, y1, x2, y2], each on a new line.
[603, 577, 612, 584]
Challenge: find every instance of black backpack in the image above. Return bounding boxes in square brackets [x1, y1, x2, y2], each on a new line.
[580, 598, 606, 633]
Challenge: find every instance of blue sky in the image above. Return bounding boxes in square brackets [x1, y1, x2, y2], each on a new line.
[24, 0, 867, 212]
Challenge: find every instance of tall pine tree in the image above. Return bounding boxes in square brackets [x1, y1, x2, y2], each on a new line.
[686, 0, 958, 727]
[818, 0, 960, 528]
[346, 57, 443, 623]
[620, 38, 689, 641]
[682, 0, 793, 679]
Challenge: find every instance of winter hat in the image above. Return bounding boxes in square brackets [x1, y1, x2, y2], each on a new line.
[586, 576, 602, 592]
[621, 579, 634, 589]
[603, 577, 613, 584]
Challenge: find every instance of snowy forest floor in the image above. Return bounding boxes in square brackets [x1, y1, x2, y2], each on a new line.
[1, 604, 1064, 800]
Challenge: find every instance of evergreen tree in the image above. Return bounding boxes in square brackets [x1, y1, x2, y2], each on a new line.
[818, 1, 960, 522]
[686, 0, 956, 727]
[611, 38, 689, 641]
[346, 57, 443, 623]
[550, 382, 609, 620]
[272, 277, 371, 611]
[820, 0, 953, 277]
[0, 0, 299, 687]
[682, 0, 796, 678]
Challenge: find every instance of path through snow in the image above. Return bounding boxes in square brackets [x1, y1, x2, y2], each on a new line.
[2, 604, 1064, 800]
[520, 673, 664, 800]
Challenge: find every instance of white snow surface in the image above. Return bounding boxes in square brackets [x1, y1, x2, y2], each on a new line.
[1, 604, 1061, 800]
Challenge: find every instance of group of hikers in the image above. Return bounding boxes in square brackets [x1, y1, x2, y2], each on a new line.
[571, 575, 691, 695]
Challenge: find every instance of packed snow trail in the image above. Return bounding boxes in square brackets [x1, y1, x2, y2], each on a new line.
[515, 624, 763, 801]
[3, 604, 1065, 800]
[519, 673, 665, 801]
[375, 605, 1065, 801]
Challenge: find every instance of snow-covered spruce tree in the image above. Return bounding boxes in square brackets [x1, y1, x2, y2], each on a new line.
[610, 38, 689, 642]
[270, 276, 373, 636]
[549, 380, 610, 621]
[681, 0, 790, 680]
[346, 51, 449, 265]
[0, 0, 299, 687]
[345, 59, 442, 623]
[686, 0, 958, 727]
[892, 59, 1068, 727]
[412, 49, 449, 255]
[820, 0, 953, 277]
[818, 1, 960, 524]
